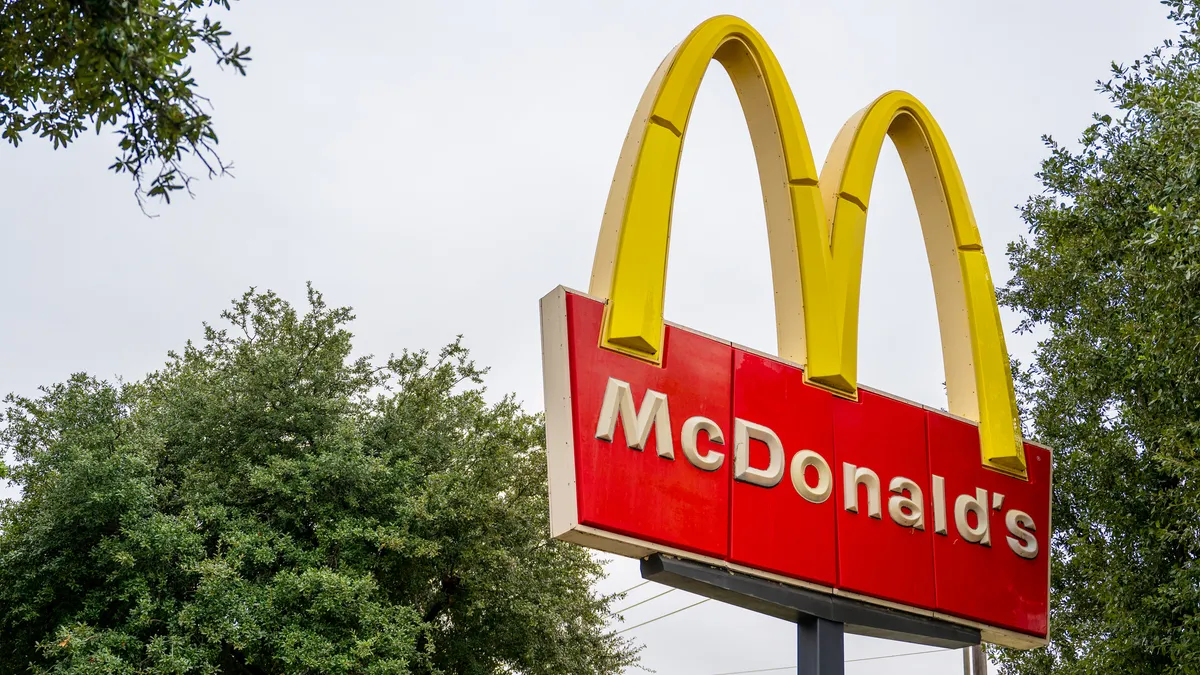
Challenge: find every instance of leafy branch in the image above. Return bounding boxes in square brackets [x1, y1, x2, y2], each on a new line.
[0, 0, 251, 212]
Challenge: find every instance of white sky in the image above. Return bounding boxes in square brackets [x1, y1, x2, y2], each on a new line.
[0, 1, 1177, 672]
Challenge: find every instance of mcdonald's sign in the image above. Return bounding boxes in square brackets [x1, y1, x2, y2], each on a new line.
[540, 16, 1051, 648]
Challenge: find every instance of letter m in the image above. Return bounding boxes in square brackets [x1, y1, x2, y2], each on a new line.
[594, 377, 674, 459]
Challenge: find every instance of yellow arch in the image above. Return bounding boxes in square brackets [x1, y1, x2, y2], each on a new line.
[587, 16, 1026, 477]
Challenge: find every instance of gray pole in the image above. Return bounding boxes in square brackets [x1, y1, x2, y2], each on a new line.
[966, 644, 986, 675]
[797, 616, 844, 675]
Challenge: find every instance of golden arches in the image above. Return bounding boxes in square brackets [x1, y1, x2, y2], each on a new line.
[588, 16, 1025, 476]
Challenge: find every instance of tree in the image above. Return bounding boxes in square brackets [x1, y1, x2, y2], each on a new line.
[994, 2, 1200, 673]
[0, 286, 639, 674]
[0, 0, 251, 207]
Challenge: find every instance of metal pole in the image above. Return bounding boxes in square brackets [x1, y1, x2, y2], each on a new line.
[970, 644, 987, 675]
[797, 616, 844, 675]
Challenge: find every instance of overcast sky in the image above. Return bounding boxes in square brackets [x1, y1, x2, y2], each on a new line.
[0, 1, 1179, 672]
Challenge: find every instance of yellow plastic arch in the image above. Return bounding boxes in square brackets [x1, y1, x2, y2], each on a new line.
[587, 15, 1026, 477]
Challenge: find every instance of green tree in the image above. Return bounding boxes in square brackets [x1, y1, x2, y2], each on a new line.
[0, 286, 638, 674]
[995, 2, 1200, 673]
[0, 0, 251, 206]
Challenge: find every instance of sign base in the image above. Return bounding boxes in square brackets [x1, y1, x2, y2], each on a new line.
[639, 554, 981, 673]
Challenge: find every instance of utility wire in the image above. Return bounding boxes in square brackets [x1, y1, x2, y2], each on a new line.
[612, 588, 675, 615]
[846, 648, 951, 664]
[607, 580, 650, 599]
[700, 662, 796, 667]
[616, 598, 710, 634]
[702, 647, 954, 675]
[611, 592, 952, 668]
[705, 662, 792, 667]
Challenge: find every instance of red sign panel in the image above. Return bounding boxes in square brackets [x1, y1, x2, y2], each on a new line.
[729, 349, 837, 587]
[542, 289, 1051, 648]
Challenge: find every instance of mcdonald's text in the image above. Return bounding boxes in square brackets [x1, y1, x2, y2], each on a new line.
[593, 376, 1040, 562]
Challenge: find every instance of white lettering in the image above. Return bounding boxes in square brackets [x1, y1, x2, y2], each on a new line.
[888, 477, 925, 530]
[954, 488, 991, 546]
[733, 419, 785, 488]
[932, 475, 948, 535]
[681, 416, 725, 471]
[842, 463, 882, 519]
[592, 377, 1037, 560]
[790, 450, 832, 503]
[1005, 509, 1038, 559]
[594, 378, 674, 459]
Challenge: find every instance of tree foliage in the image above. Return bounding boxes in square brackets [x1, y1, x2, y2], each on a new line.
[994, 2, 1200, 673]
[0, 0, 251, 207]
[0, 286, 638, 674]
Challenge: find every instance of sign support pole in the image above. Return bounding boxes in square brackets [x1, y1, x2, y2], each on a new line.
[965, 644, 987, 675]
[798, 616, 844, 675]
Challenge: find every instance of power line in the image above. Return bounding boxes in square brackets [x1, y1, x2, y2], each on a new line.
[607, 580, 650, 599]
[616, 598, 710, 634]
[700, 662, 796, 667]
[609, 589, 954, 670]
[847, 648, 951, 664]
[612, 588, 675, 614]
[703, 647, 953, 675]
